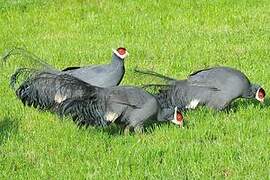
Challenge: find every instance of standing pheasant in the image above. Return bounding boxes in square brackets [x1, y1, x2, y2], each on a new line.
[61, 47, 128, 87]
[3, 47, 128, 87]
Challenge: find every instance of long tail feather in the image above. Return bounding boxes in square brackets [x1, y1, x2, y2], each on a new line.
[134, 67, 176, 81]
[56, 97, 109, 127]
[9, 67, 38, 90]
[1, 47, 55, 69]
[141, 83, 171, 88]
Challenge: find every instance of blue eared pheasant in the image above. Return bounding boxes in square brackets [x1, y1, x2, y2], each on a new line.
[12, 71, 184, 132]
[135, 66, 266, 111]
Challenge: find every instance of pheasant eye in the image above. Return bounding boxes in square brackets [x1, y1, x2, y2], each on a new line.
[117, 48, 126, 55]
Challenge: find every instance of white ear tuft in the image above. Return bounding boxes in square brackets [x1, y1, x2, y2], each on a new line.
[173, 107, 177, 120]
[171, 107, 180, 125]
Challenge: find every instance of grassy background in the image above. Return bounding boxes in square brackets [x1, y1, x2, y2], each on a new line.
[0, 0, 270, 178]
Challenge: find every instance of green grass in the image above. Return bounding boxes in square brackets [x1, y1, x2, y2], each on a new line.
[0, 0, 270, 179]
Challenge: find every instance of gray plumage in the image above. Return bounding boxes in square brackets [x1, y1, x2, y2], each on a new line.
[136, 66, 265, 110]
[11, 70, 183, 131]
[58, 86, 161, 132]
[61, 47, 128, 87]
[155, 80, 220, 109]
[13, 69, 99, 111]
[3, 47, 128, 87]
[57, 84, 184, 132]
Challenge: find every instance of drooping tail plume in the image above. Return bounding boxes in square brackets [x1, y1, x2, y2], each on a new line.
[56, 97, 109, 127]
[9, 67, 39, 90]
[134, 67, 176, 81]
[1, 47, 55, 70]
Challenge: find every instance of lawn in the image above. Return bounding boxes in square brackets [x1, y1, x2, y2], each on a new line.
[0, 0, 270, 179]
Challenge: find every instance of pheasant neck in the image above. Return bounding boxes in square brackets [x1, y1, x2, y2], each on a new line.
[111, 54, 124, 67]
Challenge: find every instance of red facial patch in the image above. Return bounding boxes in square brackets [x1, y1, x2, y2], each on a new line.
[117, 47, 126, 55]
[258, 88, 265, 99]
[176, 112, 183, 122]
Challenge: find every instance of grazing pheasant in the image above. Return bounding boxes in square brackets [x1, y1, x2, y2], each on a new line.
[135, 66, 265, 110]
[12, 70, 184, 132]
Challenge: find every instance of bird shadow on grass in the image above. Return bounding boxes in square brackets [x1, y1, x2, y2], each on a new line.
[0, 116, 19, 146]
[99, 125, 123, 136]
[97, 121, 171, 136]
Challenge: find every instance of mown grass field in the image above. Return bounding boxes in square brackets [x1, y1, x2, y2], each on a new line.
[0, 0, 270, 179]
